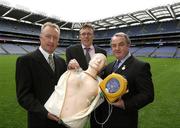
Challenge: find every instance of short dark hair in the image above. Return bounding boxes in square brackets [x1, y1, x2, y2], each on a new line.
[79, 23, 94, 32]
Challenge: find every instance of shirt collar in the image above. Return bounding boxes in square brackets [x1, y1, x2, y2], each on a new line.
[117, 52, 131, 64]
[39, 46, 53, 61]
[81, 44, 94, 50]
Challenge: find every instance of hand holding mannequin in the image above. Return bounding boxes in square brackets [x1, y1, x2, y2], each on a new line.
[45, 53, 107, 128]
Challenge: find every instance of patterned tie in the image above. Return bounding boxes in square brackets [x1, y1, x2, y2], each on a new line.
[113, 60, 121, 72]
[48, 54, 55, 72]
[85, 48, 91, 63]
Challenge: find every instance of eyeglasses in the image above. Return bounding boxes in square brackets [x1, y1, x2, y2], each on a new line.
[80, 33, 93, 36]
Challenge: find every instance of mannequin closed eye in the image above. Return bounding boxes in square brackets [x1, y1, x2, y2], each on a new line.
[97, 59, 101, 63]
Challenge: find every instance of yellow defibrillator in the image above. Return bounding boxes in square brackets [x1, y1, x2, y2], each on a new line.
[99, 73, 128, 103]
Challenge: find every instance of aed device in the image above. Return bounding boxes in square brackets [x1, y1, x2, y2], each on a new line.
[99, 73, 128, 103]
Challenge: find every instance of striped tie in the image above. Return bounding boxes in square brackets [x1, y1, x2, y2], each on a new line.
[48, 54, 55, 72]
[85, 48, 91, 63]
[113, 60, 121, 72]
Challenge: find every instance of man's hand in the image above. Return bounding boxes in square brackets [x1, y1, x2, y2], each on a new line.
[47, 112, 59, 122]
[68, 59, 80, 69]
[111, 98, 125, 109]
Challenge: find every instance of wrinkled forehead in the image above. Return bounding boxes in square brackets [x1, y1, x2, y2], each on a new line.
[80, 27, 93, 33]
[112, 35, 125, 42]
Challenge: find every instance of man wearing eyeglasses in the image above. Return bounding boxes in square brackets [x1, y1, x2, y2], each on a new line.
[66, 24, 107, 70]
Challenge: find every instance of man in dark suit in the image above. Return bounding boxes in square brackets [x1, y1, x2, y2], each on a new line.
[16, 22, 67, 128]
[90, 32, 154, 128]
[66, 24, 107, 70]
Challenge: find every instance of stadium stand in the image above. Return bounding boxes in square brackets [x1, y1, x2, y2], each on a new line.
[1, 43, 27, 54]
[55, 47, 66, 55]
[133, 46, 157, 57]
[129, 47, 141, 54]
[151, 46, 177, 58]
[0, 43, 6, 54]
[20, 44, 38, 53]
[174, 47, 180, 58]
[0, 2, 180, 58]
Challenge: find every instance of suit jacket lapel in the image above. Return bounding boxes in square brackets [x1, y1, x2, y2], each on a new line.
[79, 45, 87, 60]
[33, 49, 54, 76]
[53, 55, 61, 76]
[78, 45, 88, 68]
[107, 62, 116, 74]
[94, 46, 98, 53]
[114, 55, 134, 74]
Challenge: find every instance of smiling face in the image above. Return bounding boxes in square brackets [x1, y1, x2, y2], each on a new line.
[89, 53, 107, 72]
[79, 25, 94, 48]
[40, 25, 60, 54]
[111, 33, 130, 60]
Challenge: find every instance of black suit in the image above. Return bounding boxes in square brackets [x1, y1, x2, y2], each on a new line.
[90, 55, 154, 128]
[16, 49, 67, 128]
[66, 44, 107, 70]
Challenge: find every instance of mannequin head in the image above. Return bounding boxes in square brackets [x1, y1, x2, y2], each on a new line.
[88, 53, 107, 73]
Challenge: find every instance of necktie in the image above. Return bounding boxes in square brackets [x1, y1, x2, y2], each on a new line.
[48, 54, 55, 72]
[113, 60, 121, 72]
[85, 48, 91, 63]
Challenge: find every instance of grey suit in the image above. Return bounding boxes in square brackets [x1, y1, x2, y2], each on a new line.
[90, 55, 154, 128]
[16, 49, 67, 128]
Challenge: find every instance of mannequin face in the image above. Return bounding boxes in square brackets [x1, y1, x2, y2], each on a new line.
[89, 53, 107, 72]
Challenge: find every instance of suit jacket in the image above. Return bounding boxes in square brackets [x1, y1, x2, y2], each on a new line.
[16, 49, 67, 128]
[90, 55, 154, 128]
[66, 44, 107, 70]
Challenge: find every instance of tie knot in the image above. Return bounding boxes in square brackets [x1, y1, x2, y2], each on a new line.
[117, 60, 121, 64]
[48, 54, 53, 59]
[113, 60, 121, 72]
[84, 48, 90, 52]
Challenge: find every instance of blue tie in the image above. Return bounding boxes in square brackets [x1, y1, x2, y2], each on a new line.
[113, 60, 121, 72]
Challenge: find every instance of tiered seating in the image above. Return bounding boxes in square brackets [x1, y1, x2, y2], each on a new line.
[130, 47, 141, 54]
[174, 48, 180, 58]
[126, 25, 142, 36]
[0, 44, 7, 54]
[159, 20, 180, 33]
[139, 23, 161, 35]
[0, 19, 40, 36]
[104, 47, 112, 55]
[1, 44, 27, 54]
[55, 47, 66, 55]
[94, 20, 180, 38]
[21, 44, 38, 53]
[151, 46, 177, 58]
[133, 47, 156, 57]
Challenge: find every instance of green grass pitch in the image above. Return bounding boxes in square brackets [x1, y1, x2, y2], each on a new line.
[0, 55, 180, 128]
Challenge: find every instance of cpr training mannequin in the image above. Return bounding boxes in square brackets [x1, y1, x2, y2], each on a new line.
[44, 53, 107, 128]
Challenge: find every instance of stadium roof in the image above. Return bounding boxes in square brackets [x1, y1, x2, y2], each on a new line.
[0, 1, 180, 31]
